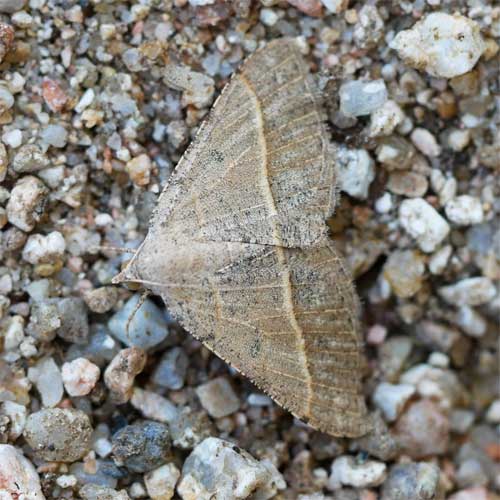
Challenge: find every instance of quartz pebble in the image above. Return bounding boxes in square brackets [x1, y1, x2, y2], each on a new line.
[12, 144, 50, 173]
[111, 420, 171, 473]
[49, 297, 89, 344]
[393, 399, 449, 459]
[373, 382, 415, 422]
[163, 64, 215, 109]
[399, 198, 450, 253]
[84, 286, 119, 313]
[22, 231, 66, 264]
[320, 0, 347, 14]
[439, 277, 496, 306]
[126, 154, 152, 187]
[445, 195, 484, 226]
[62, 357, 101, 396]
[27, 356, 63, 407]
[24, 408, 92, 462]
[383, 250, 425, 299]
[195, 376, 240, 418]
[369, 100, 405, 137]
[177, 437, 285, 500]
[336, 147, 375, 199]
[145, 463, 181, 500]
[339, 79, 387, 117]
[130, 388, 179, 425]
[390, 13, 486, 78]
[0, 444, 45, 499]
[152, 347, 189, 390]
[0, 401, 27, 439]
[381, 462, 441, 500]
[328, 455, 387, 489]
[104, 347, 147, 404]
[455, 306, 487, 337]
[428, 245, 452, 275]
[6, 175, 48, 232]
[410, 128, 441, 157]
[79, 484, 131, 500]
[108, 294, 170, 350]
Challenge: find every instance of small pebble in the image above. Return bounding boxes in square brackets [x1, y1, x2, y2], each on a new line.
[79, 484, 131, 500]
[177, 437, 285, 500]
[369, 100, 405, 137]
[339, 79, 387, 117]
[163, 65, 215, 109]
[0, 444, 45, 499]
[144, 463, 181, 500]
[195, 376, 240, 418]
[22, 231, 66, 265]
[152, 347, 188, 390]
[2, 129, 22, 148]
[455, 306, 487, 337]
[328, 455, 387, 489]
[41, 124, 68, 148]
[6, 176, 49, 232]
[108, 294, 170, 350]
[27, 356, 63, 407]
[372, 382, 415, 422]
[393, 399, 449, 459]
[49, 297, 89, 344]
[410, 128, 441, 157]
[84, 286, 119, 313]
[381, 462, 441, 500]
[0, 401, 26, 439]
[337, 147, 375, 199]
[383, 250, 425, 298]
[126, 154, 152, 187]
[24, 408, 92, 462]
[320, 0, 348, 14]
[428, 245, 452, 275]
[439, 277, 496, 306]
[104, 347, 147, 404]
[111, 420, 171, 473]
[399, 198, 450, 253]
[389, 13, 486, 78]
[62, 357, 101, 397]
[387, 171, 428, 198]
[445, 195, 484, 226]
[11, 143, 50, 173]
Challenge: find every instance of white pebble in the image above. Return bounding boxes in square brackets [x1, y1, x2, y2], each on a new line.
[195, 377, 240, 418]
[2, 129, 23, 148]
[339, 79, 387, 117]
[337, 147, 375, 199]
[411, 128, 441, 157]
[329, 456, 387, 490]
[448, 129, 470, 151]
[486, 400, 500, 424]
[62, 357, 101, 397]
[438, 178, 457, 206]
[389, 13, 486, 78]
[28, 356, 64, 407]
[0, 401, 27, 440]
[56, 474, 78, 488]
[145, 463, 180, 500]
[399, 198, 450, 253]
[428, 245, 452, 275]
[375, 192, 393, 214]
[373, 382, 415, 422]
[259, 8, 279, 26]
[445, 195, 484, 226]
[22, 231, 66, 265]
[455, 306, 487, 338]
[75, 88, 95, 113]
[428, 352, 450, 368]
[439, 277, 496, 306]
[0, 445, 45, 500]
[320, 0, 348, 13]
[369, 100, 405, 137]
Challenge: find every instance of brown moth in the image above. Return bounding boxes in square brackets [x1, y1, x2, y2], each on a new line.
[113, 38, 371, 438]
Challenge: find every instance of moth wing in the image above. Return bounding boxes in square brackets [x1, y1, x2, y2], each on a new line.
[150, 38, 336, 248]
[159, 240, 370, 438]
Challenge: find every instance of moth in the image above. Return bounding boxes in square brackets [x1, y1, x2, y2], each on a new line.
[113, 38, 370, 438]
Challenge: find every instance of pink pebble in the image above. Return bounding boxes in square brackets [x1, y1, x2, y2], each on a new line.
[62, 357, 101, 397]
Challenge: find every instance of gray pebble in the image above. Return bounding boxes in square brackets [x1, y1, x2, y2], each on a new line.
[0, 0, 25, 13]
[339, 79, 387, 117]
[195, 376, 240, 419]
[49, 297, 89, 345]
[24, 408, 92, 462]
[108, 294, 169, 350]
[111, 420, 171, 473]
[11, 144, 50, 173]
[79, 484, 130, 500]
[152, 347, 188, 390]
[381, 462, 441, 500]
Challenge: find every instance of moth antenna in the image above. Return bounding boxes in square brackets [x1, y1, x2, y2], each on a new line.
[126, 290, 151, 341]
[90, 245, 137, 254]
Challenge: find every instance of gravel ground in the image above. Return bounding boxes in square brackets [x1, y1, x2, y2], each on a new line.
[0, 1, 499, 499]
